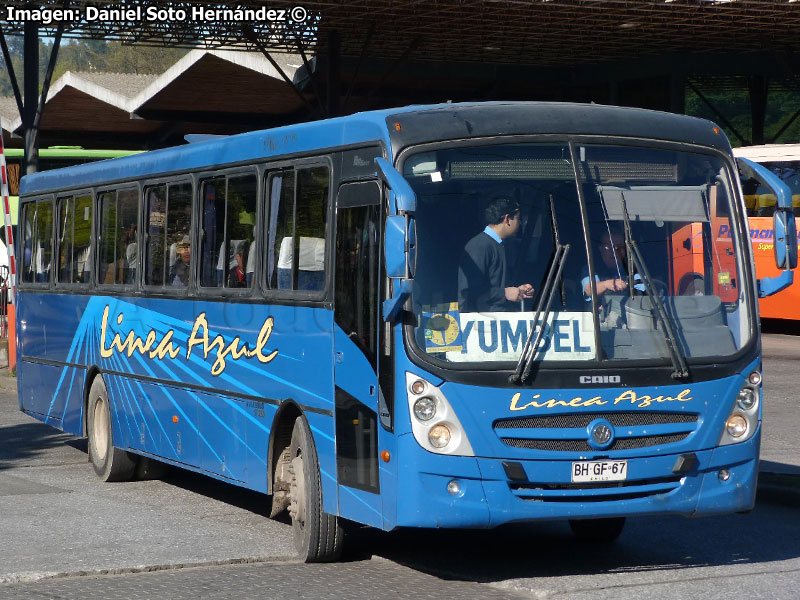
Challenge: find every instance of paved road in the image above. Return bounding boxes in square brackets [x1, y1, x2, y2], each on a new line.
[1, 333, 799, 599]
[760, 330, 800, 474]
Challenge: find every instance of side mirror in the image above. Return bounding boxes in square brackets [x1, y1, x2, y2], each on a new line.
[375, 157, 416, 214]
[385, 215, 417, 278]
[376, 157, 418, 322]
[739, 157, 799, 297]
[773, 208, 798, 270]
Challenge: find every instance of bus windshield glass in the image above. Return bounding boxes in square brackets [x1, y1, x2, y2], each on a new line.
[402, 142, 752, 367]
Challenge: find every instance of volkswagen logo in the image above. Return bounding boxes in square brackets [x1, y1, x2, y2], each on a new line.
[592, 423, 612, 445]
[587, 419, 615, 449]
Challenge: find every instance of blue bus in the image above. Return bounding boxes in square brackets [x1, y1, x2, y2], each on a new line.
[15, 102, 797, 561]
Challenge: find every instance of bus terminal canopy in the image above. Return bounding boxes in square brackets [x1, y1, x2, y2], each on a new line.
[3, 0, 800, 163]
[2, 0, 800, 66]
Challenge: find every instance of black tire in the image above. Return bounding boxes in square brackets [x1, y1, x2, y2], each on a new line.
[569, 517, 626, 543]
[87, 377, 136, 482]
[288, 416, 344, 562]
[678, 275, 705, 296]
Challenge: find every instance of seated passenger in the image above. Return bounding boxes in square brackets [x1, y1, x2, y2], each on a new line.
[228, 241, 249, 288]
[170, 235, 191, 286]
[277, 237, 325, 291]
[457, 197, 534, 312]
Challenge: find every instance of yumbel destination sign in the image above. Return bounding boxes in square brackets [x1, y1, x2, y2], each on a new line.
[423, 309, 596, 362]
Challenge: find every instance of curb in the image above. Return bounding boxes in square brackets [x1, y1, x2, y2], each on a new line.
[0, 556, 299, 585]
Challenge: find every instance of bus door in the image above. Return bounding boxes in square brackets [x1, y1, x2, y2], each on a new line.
[332, 181, 390, 528]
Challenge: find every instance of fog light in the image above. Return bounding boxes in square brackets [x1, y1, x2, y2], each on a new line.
[748, 371, 762, 386]
[414, 397, 437, 421]
[410, 379, 426, 395]
[726, 414, 748, 437]
[718, 469, 731, 482]
[428, 424, 451, 448]
[447, 480, 461, 495]
[737, 388, 756, 410]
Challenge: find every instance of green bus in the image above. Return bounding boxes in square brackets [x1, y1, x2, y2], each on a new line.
[5, 147, 142, 225]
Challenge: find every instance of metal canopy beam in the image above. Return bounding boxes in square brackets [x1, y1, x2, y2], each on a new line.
[1, 1, 799, 68]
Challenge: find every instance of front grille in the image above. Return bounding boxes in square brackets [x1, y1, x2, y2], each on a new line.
[510, 475, 683, 502]
[501, 433, 689, 452]
[494, 411, 698, 453]
[495, 412, 697, 430]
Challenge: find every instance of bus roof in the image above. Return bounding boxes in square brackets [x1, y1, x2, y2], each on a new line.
[732, 144, 800, 162]
[20, 102, 731, 197]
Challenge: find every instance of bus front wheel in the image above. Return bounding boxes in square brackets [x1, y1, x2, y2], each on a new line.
[568, 517, 626, 543]
[87, 377, 136, 482]
[288, 416, 344, 562]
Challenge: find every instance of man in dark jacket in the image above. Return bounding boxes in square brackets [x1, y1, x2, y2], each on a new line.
[458, 197, 534, 312]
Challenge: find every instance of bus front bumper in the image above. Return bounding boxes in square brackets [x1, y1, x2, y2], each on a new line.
[394, 428, 760, 529]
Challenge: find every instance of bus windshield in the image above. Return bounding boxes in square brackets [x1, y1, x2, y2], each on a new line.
[402, 142, 752, 368]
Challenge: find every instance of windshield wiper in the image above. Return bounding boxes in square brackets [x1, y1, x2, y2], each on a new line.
[511, 195, 570, 384]
[619, 192, 689, 379]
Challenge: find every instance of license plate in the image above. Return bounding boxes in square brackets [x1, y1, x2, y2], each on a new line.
[571, 460, 628, 483]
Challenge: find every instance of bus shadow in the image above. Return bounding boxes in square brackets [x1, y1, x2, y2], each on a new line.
[158, 468, 276, 519]
[0, 422, 86, 468]
[762, 318, 800, 336]
[353, 504, 800, 582]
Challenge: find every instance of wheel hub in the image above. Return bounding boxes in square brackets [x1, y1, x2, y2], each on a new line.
[289, 454, 306, 524]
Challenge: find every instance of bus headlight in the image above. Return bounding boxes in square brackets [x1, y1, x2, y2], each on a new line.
[410, 379, 427, 395]
[726, 414, 748, 437]
[737, 388, 756, 411]
[406, 372, 474, 456]
[428, 424, 451, 448]
[414, 397, 437, 421]
[719, 375, 760, 446]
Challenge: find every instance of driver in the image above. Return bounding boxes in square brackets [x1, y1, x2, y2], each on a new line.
[582, 229, 644, 300]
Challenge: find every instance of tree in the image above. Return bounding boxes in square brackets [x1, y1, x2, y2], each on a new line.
[1, 37, 188, 101]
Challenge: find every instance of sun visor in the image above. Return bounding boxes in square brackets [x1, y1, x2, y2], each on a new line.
[599, 185, 710, 223]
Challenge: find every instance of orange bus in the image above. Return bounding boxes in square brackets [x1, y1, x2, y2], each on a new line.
[733, 144, 800, 320]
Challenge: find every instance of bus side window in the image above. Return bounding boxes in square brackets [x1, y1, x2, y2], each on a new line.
[144, 182, 192, 287]
[35, 201, 54, 283]
[144, 185, 167, 286]
[73, 194, 93, 284]
[98, 191, 117, 284]
[267, 165, 329, 292]
[267, 169, 295, 289]
[56, 192, 93, 285]
[224, 174, 257, 289]
[99, 188, 138, 286]
[118, 188, 139, 285]
[200, 177, 225, 288]
[56, 195, 74, 284]
[166, 182, 192, 287]
[21, 201, 51, 285]
[199, 173, 257, 290]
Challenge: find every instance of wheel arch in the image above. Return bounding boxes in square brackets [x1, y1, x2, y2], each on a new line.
[677, 272, 704, 296]
[267, 399, 306, 495]
[82, 367, 103, 437]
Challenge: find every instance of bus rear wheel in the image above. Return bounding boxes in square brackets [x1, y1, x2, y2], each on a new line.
[288, 416, 344, 562]
[568, 517, 626, 542]
[87, 377, 135, 482]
